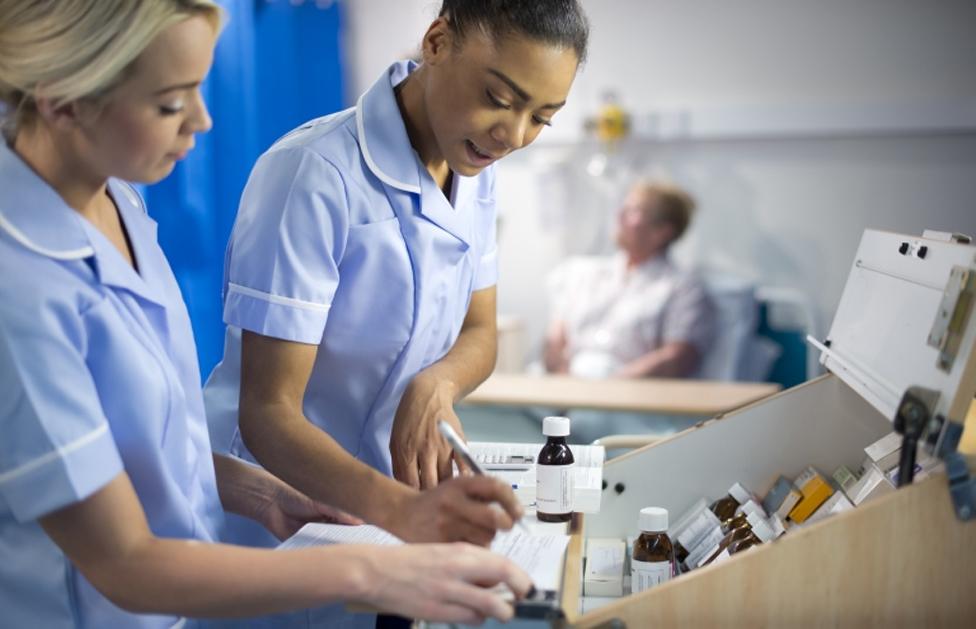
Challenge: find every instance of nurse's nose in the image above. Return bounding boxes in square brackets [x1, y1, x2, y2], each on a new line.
[492, 113, 530, 151]
[185, 88, 213, 135]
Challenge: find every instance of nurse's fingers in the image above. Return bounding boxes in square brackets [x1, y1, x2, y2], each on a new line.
[440, 484, 513, 543]
[420, 449, 441, 490]
[455, 475, 524, 525]
[437, 442, 457, 481]
[442, 516, 497, 547]
[440, 544, 532, 604]
[364, 544, 527, 623]
[393, 453, 421, 489]
[315, 502, 364, 526]
[434, 581, 511, 624]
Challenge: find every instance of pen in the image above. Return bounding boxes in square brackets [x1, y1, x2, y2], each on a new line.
[437, 419, 533, 535]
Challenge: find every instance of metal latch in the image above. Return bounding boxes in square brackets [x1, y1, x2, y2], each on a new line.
[893, 387, 940, 487]
[893, 387, 976, 521]
[927, 265, 975, 372]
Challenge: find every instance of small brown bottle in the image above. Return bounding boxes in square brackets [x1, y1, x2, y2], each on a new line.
[709, 483, 752, 530]
[728, 531, 761, 554]
[536, 416, 574, 522]
[728, 512, 777, 555]
[698, 514, 755, 567]
[632, 507, 674, 593]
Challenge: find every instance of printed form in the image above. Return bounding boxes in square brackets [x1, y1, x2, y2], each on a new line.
[280, 523, 570, 591]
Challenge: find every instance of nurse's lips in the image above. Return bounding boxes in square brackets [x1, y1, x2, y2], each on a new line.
[169, 145, 193, 161]
[465, 140, 502, 166]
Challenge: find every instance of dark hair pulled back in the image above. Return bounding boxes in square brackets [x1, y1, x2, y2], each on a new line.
[439, 0, 589, 63]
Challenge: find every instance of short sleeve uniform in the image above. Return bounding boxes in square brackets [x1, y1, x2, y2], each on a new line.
[0, 142, 224, 628]
[204, 60, 498, 480]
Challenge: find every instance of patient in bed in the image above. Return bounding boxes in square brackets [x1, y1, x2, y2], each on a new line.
[544, 180, 716, 381]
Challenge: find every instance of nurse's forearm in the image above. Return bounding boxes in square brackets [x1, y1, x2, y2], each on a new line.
[212, 452, 274, 521]
[237, 330, 417, 526]
[39, 473, 369, 617]
[42, 473, 525, 622]
[239, 399, 416, 525]
[98, 538, 371, 617]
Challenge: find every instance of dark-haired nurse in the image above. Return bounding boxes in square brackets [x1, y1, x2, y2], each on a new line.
[204, 2, 588, 622]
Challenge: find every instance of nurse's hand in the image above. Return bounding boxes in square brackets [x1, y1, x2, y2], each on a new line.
[213, 453, 362, 541]
[356, 542, 531, 624]
[391, 372, 462, 489]
[384, 475, 523, 546]
[261, 479, 364, 541]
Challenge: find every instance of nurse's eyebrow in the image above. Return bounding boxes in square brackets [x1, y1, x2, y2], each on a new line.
[487, 69, 565, 110]
[153, 81, 201, 95]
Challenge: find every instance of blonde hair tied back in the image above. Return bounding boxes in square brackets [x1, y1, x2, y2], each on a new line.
[0, 0, 222, 138]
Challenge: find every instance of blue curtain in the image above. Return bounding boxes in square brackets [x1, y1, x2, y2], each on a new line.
[142, 0, 345, 378]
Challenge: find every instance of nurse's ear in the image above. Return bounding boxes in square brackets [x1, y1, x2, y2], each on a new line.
[419, 16, 456, 66]
[33, 92, 103, 133]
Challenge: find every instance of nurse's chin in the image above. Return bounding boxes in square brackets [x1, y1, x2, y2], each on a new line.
[128, 161, 178, 185]
[450, 159, 492, 178]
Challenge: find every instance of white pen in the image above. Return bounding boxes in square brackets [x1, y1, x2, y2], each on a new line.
[437, 419, 533, 535]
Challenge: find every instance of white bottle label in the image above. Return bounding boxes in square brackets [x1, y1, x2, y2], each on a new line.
[711, 548, 732, 565]
[536, 463, 574, 514]
[631, 559, 672, 593]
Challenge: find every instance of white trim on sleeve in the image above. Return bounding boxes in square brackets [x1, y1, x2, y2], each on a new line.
[0, 423, 109, 485]
[227, 282, 332, 313]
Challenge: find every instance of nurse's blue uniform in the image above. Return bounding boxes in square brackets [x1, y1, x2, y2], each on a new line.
[203, 60, 499, 627]
[0, 142, 224, 628]
[205, 58, 497, 502]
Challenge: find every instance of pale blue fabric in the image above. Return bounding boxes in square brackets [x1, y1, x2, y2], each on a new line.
[203, 60, 499, 628]
[205, 60, 498, 476]
[0, 142, 224, 628]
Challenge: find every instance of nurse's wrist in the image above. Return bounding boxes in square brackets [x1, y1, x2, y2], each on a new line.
[319, 544, 373, 602]
[412, 368, 460, 402]
[212, 454, 276, 521]
[372, 480, 418, 538]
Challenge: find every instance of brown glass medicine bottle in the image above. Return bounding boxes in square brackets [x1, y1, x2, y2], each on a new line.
[536, 416, 574, 522]
[698, 513, 755, 567]
[709, 482, 752, 529]
[729, 512, 777, 555]
[631, 507, 674, 593]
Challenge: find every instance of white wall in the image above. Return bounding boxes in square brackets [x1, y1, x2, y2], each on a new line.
[342, 0, 436, 101]
[343, 0, 976, 372]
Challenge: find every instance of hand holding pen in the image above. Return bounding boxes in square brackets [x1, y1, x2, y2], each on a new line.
[438, 419, 534, 535]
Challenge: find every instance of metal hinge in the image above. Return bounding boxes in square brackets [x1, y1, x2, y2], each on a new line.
[927, 265, 975, 372]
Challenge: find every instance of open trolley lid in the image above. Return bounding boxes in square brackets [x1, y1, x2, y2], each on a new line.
[814, 229, 976, 431]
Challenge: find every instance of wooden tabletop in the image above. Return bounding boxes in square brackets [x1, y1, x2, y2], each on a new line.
[462, 373, 780, 416]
